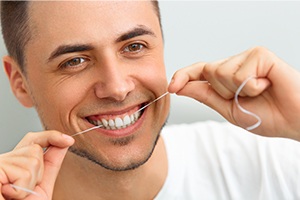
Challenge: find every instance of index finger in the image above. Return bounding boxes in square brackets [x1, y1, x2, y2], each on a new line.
[168, 62, 206, 94]
[15, 131, 74, 150]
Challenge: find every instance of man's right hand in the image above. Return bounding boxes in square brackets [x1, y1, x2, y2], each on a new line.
[0, 131, 74, 200]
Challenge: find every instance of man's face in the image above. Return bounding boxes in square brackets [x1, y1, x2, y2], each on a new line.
[23, 1, 169, 170]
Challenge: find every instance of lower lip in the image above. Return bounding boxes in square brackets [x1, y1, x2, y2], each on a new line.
[84, 109, 147, 138]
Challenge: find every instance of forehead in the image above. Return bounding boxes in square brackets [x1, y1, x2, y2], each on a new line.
[27, 1, 160, 50]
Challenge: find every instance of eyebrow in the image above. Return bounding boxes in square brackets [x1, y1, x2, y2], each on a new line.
[47, 44, 94, 63]
[115, 25, 156, 43]
[47, 26, 156, 62]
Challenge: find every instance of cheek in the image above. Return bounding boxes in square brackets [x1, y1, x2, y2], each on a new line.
[135, 58, 168, 92]
[51, 80, 90, 110]
[30, 75, 90, 116]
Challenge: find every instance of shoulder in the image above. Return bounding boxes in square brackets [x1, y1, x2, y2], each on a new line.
[161, 120, 252, 147]
[161, 120, 300, 163]
[158, 121, 300, 199]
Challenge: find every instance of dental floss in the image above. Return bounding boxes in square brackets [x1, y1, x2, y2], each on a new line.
[70, 125, 103, 137]
[9, 82, 262, 196]
[136, 92, 169, 114]
[234, 75, 262, 131]
[72, 91, 170, 137]
[8, 91, 170, 197]
[10, 184, 40, 197]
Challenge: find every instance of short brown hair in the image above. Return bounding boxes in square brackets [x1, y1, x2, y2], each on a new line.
[1, 1, 30, 73]
[1, 1, 161, 73]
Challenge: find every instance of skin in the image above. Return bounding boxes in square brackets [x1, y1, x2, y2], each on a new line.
[2, 1, 300, 200]
[169, 47, 300, 140]
[2, 1, 169, 199]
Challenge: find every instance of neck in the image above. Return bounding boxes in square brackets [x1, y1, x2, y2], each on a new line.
[53, 137, 167, 200]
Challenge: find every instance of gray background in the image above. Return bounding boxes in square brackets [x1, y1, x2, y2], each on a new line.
[1, 1, 300, 153]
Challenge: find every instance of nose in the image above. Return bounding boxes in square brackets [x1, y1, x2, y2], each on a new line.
[94, 61, 135, 102]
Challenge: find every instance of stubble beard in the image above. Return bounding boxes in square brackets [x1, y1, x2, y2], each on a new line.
[68, 131, 162, 171]
[32, 91, 169, 172]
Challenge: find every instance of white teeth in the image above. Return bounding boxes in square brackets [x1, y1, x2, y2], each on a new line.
[109, 119, 115, 127]
[97, 120, 101, 126]
[101, 119, 108, 127]
[89, 110, 142, 130]
[123, 115, 131, 126]
[115, 117, 123, 128]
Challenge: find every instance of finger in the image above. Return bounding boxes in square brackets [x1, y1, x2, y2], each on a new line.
[39, 146, 69, 198]
[0, 146, 44, 195]
[234, 48, 273, 96]
[2, 184, 30, 200]
[168, 62, 206, 94]
[9, 146, 44, 185]
[202, 62, 235, 99]
[1, 164, 36, 199]
[15, 131, 74, 150]
[176, 81, 235, 123]
[213, 57, 243, 95]
[3, 148, 71, 199]
[202, 50, 253, 99]
[0, 184, 5, 200]
[237, 77, 271, 97]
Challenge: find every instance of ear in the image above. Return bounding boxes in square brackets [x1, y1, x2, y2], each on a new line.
[3, 56, 34, 108]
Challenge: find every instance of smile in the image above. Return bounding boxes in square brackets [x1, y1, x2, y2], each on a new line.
[86, 104, 144, 130]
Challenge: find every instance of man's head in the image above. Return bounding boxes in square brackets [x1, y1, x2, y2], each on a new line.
[1, 1, 169, 171]
[1, 1, 161, 73]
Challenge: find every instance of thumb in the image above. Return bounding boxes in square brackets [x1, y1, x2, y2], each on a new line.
[176, 81, 233, 121]
[39, 146, 69, 198]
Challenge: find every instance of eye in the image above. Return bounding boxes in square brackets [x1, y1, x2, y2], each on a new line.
[60, 57, 88, 69]
[123, 43, 145, 53]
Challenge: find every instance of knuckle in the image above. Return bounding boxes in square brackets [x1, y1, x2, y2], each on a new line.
[27, 131, 35, 135]
[250, 46, 272, 58]
[22, 169, 33, 181]
[25, 131, 36, 139]
[29, 156, 42, 171]
[202, 63, 212, 78]
[252, 46, 268, 52]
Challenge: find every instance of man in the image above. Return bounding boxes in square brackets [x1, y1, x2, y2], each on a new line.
[0, 1, 300, 199]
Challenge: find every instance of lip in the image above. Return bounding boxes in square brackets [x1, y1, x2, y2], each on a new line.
[82, 103, 148, 138]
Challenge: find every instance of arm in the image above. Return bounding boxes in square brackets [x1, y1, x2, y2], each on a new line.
[0, 131, 74, 199]
[168, 47, 300, 141]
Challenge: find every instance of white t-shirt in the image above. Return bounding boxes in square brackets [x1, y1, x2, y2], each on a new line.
[155, 121, 300, 200]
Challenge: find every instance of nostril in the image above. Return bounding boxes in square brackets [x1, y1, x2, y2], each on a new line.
[94, 76, 135, 101]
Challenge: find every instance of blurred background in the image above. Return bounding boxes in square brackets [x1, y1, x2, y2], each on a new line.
[1, 1, 300, 153]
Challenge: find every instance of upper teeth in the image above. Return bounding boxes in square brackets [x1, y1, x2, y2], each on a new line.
[89, 111, 142, 130]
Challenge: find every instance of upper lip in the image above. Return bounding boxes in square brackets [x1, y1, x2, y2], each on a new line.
[83, 102, 147, 118]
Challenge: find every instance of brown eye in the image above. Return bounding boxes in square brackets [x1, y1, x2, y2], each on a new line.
[123, 43, 144, 53]
[61, 57, 87, 68]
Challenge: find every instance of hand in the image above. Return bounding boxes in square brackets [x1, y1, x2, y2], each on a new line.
[0, 131, 74, 199]
[168, 47, 300, 141]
